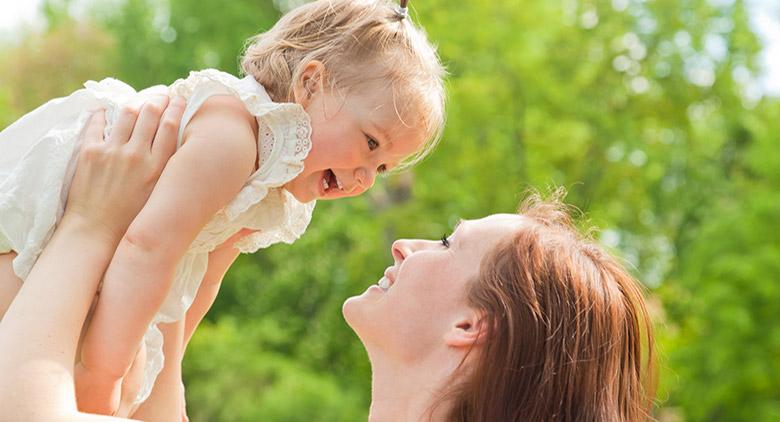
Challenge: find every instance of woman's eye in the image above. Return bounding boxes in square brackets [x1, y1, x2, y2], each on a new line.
[367, 137, 380, 151]
[377, 164, 387, 174]
[440, 234, 450, 248]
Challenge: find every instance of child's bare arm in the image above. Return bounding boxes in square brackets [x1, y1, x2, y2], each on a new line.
[76, 95, 258, 413]
[182, 230, 248, 349]
[127, 235, 244, 421]
[127, 233, 246, 420]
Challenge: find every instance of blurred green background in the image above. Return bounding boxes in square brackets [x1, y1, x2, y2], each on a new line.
[1, 0, 778, 420]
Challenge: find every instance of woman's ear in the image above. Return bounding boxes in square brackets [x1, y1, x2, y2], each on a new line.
[293, 60, 326, 107]
[444, 311, 488, 348]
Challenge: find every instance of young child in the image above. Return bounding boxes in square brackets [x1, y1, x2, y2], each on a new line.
[0, 0, 445, 414]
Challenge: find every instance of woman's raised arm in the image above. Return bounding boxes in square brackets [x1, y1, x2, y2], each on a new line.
[0, 95, 184, 421]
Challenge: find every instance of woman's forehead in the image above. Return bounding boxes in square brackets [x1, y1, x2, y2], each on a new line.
[459, 214, 526, 234]
[452, 214, 526, 254]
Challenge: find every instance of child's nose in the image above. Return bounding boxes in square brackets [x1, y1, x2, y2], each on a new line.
[354, 167, 377, 192]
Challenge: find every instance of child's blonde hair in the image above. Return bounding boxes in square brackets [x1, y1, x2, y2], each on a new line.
[241, 0, 446, 168]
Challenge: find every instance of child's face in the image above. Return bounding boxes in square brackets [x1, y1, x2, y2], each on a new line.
[285, 85, 425, 203]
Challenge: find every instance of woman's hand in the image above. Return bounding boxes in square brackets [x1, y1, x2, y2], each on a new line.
[64, 95, 186, 245]
[0, 95, 186, 421]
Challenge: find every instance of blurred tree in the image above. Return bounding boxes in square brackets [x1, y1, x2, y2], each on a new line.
[660, 101, 780, 421]
[0, 19, 116, 127]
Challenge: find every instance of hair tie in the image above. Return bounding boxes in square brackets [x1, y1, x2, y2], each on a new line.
[396, 0, 409, 19]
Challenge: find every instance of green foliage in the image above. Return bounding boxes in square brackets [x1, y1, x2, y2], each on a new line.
[1, 0, 778, 420]
[659, 102, 780, 421]
[184, 318, 365, 421]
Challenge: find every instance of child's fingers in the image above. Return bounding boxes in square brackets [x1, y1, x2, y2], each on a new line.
[83, 109, 107, 147]
[151, 96, 185, 166]
[129, 95, 170, 148]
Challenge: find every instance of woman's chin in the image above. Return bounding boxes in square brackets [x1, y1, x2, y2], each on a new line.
[342, 290, 380, 338]
[341, 294, 364, 330]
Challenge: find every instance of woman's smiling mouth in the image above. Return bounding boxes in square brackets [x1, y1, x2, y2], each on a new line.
[377, 267, 397, 291]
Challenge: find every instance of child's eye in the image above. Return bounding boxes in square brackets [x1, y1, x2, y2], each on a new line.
[377, 164, 387, 174]
[367, 136, 380, 151]
[440, 234, 450, 248]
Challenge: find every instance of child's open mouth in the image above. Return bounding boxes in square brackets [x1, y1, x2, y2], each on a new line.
[321, 169, 343, 194]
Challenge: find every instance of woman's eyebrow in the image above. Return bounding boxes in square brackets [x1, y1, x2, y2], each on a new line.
[454, 218, 464, 230]
[451, 218, 465, 236]
[447, 219, 465, 251]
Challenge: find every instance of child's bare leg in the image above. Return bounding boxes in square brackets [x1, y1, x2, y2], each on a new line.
[130, 320, 185, 421]
[115, 341, 147, 417]
[0, 252, 23, 321]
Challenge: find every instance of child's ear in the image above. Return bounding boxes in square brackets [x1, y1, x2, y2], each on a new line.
[293, 60, 325, 107]
[443, 310, 488, 349]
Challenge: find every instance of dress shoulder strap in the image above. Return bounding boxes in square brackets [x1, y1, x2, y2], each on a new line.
[168, 69, 272, 147]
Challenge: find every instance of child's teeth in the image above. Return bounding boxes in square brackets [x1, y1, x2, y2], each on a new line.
[323, 177, 329, 190]
[336, 177, 343, 190]
[378, 276, 390, 291]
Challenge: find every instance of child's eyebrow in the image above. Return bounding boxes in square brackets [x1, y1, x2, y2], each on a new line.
[369, 120, 392, 147]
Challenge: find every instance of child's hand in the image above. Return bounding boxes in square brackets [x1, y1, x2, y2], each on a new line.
[64, 95, 186, 245]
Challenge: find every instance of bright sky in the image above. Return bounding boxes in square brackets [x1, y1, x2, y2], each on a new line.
[0, 1, 41, 32]
[1, 0, 778, 96]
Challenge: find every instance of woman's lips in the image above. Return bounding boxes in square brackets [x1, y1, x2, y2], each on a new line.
[378, 267, 397, 291]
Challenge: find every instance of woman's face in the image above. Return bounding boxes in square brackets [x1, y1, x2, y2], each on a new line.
[342, 213, 525, 362]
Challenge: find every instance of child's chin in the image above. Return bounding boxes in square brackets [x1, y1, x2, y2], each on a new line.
[284, 185, 315, 203]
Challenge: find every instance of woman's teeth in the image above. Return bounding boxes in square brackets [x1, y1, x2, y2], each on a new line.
[378, 276, 391, 291]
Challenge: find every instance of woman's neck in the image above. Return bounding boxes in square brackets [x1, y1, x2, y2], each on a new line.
[367, 348, 462, 422]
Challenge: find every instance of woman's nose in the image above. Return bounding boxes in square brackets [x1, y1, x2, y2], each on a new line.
[391, 239, 412, 263]
[391, 238, 434, 263]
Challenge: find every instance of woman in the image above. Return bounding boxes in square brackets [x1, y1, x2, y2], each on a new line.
[0, 100, 655, 420]
[342, 196, 656, 421]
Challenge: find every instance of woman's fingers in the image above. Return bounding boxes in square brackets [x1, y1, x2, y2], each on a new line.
[65, 95, 184, 241]
[151, 96, 185, 165]
[83, 109, 107, 147]
[107, 104, 141, 146]
[129, 95, 170, 148]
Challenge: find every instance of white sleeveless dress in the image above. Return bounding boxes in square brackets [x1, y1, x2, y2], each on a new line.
[0, 69, 316, 403]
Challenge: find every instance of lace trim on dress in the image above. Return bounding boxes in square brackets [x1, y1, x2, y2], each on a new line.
[223, 101, 312, 220]
[233, 192, 316, 253]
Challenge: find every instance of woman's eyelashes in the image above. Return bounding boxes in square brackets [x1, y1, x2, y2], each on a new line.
[440, 234, 450, 248]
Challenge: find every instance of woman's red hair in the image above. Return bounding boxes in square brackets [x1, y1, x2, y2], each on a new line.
[443, 190, 656, 421]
